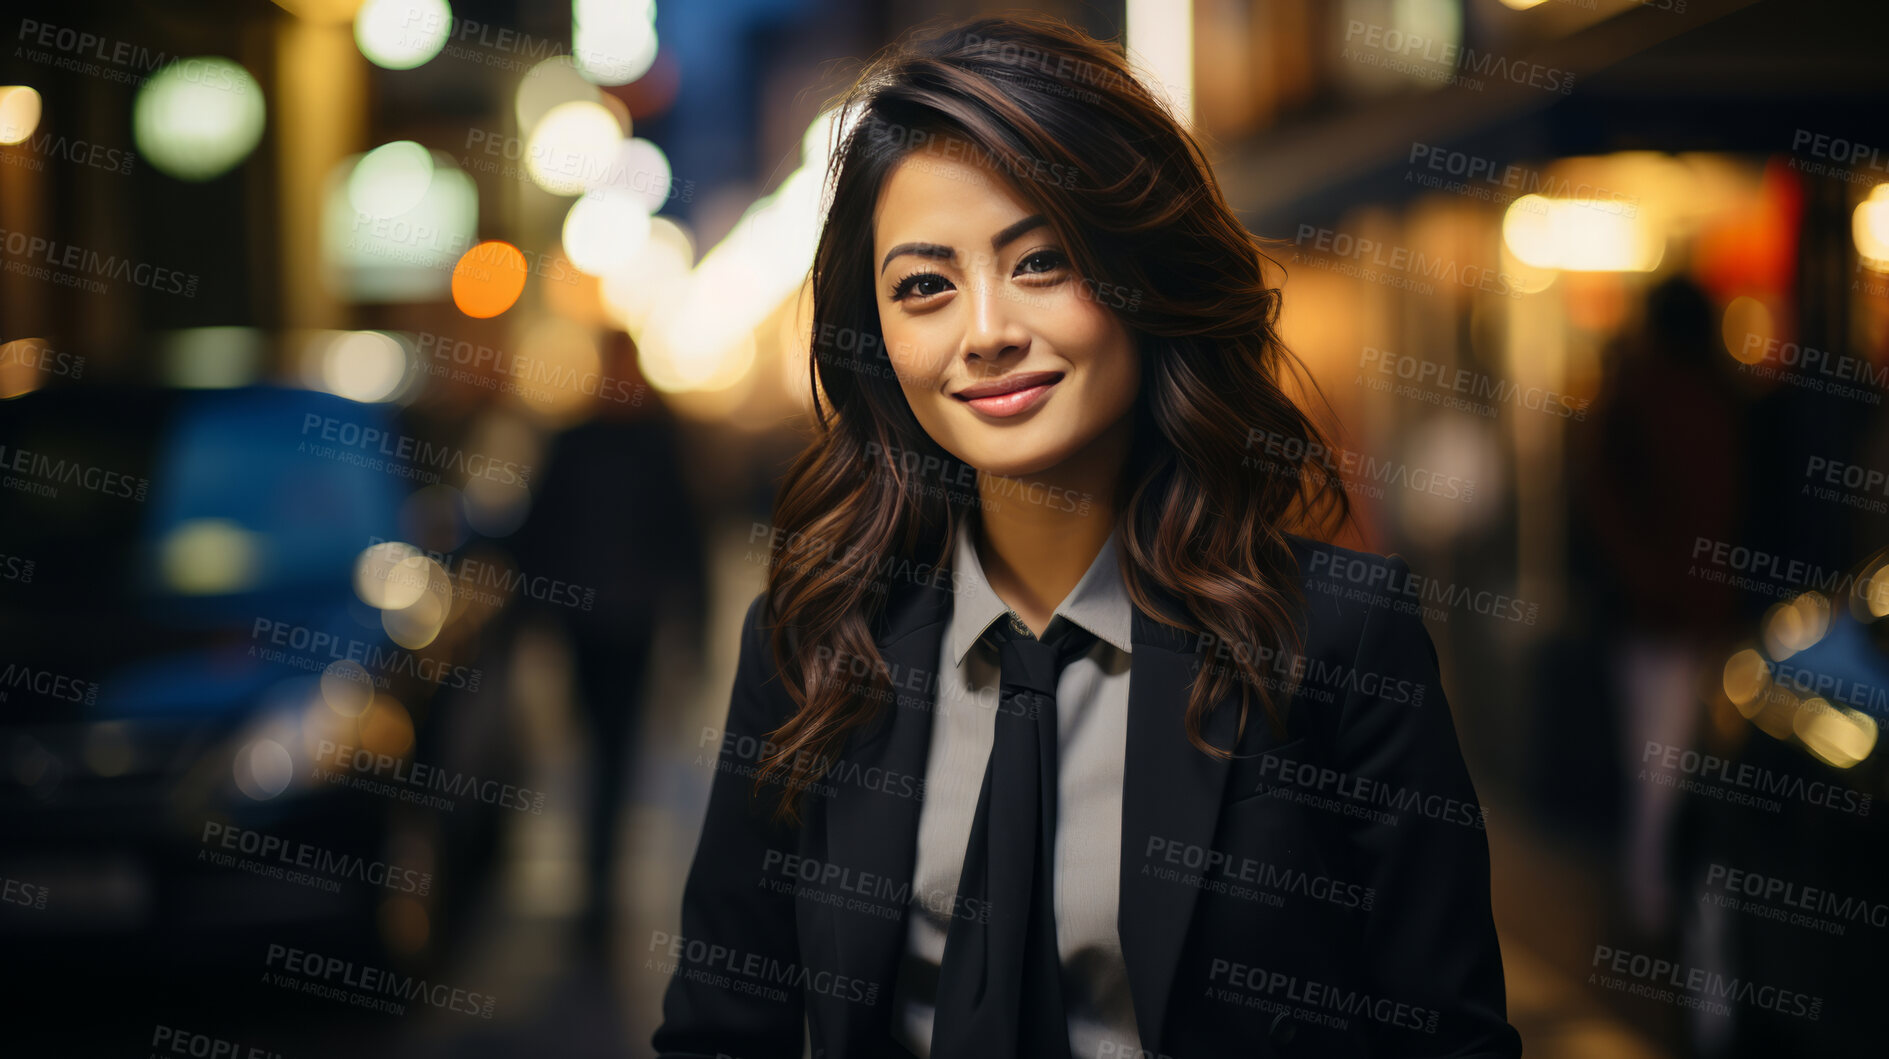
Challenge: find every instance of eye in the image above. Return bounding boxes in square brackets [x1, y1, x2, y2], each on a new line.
[890, 272, 954, 302]
[1015, 249, 1068, 279]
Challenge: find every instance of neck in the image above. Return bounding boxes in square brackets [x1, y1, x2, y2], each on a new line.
[972, 414, 1132, 637]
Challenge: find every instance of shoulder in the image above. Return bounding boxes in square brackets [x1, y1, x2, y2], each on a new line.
[1278, 536, 1456, 750]
[729, 590, 795, 722]
[1281, 533, 1425, 661]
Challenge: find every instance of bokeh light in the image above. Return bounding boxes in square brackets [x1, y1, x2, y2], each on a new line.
[1853, 183, 1889, 271]
[355, 540, 433, 610]
[159, 519, 262, 595]
[326, 156, 478, 302]
[562, 191, 652, 276]
[1503, 196, 1664, 272]
[515, 56, 598, 132]
[1722, 647, 1771, 713]
[234, 738, 294, 800]
[358, 695, 415, 757]
[1761, 592, 1830, 660]
[320, 660, 377, 718]
[605, 136, 675, 212]
[452, 241, 529, 318]
[601, 216, 693, 332]
[319, 330, 410, 402]
[525, 100, 622, 195]
[0, 85, 42, 145]
[382, 557, 453, 648]
[1864, 563, 1889, 620]
[1720, 295, 1775, 365]
[355, 0, 451, 70]
[161, 327, 264, 389]
[132, 58, 267, 181]
[1794, 699, 1878, 769]
[0, 337, 57, 399]
[573, 0, 659, 86]
[348, 140, 436, 218]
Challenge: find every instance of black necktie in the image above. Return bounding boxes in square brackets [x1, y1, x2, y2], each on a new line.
[932, 612, 1098, 1059]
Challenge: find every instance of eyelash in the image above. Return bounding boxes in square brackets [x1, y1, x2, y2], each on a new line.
[887, 249, 1069, 302]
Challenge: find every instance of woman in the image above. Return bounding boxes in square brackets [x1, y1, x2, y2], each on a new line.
[654, 15, 1521, 1059]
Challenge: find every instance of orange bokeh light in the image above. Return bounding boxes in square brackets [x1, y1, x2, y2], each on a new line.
[451, 240, 528, 318]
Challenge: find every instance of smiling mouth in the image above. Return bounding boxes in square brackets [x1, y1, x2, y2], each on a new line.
[952, 371, 1063, 418]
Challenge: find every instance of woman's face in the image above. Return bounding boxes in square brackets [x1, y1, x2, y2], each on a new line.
[871, 138, 1139, 480]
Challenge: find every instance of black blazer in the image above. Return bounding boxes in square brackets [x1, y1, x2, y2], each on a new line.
[652, 535, 1523, 1059]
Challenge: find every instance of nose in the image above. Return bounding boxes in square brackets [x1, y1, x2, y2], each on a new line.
[958, 276, 1029, 367]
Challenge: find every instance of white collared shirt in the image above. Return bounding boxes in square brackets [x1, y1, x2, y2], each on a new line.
[891, 516, 1142, 1059]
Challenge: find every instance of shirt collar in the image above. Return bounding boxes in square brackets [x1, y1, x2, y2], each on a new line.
[944, 512, 1135, 667]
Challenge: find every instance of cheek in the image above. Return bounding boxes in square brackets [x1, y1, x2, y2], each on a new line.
[1056, 304, 1138, 400]
[880, 318, 950, 392]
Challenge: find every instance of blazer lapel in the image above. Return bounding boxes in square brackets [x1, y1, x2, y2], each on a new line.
[1118, 596, 1242, 1055]
[821, 579, 951, 1054]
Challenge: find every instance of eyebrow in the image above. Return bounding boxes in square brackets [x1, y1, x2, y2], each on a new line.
[879, 214, 1049, 276]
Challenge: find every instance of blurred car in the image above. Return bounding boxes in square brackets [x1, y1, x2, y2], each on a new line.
[0, 383, 520, 988]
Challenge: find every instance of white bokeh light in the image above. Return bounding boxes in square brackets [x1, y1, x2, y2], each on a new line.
[562, 190, 653, 275]
[132, 58, 266, 181]
[347, 140, 435, 218]
[525, 100, 623, 195]
[355, 0, 452, 70]
[601, 136, 674, 212]
[572, 0, 658, 86]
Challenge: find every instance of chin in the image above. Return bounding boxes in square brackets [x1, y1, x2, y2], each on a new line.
[954, 436, 1080, 479]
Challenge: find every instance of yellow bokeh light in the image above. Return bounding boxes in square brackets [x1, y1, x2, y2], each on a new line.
[1866, 566, 1889, 619]
[0, 337, 57, 399]
[1761, 593, 1829, 660]
[1853, 184, 1889, 272]
[320, 660, 377, 718]
[1503, 196, 1664, 272]
[354, 540, 433, 609]
[1722, 648, 1770, 710]
[381, 558, 453, 649]
[1794, 699, 1878, 769]
[359, 695, 414, 757]
[601, 217, 694, 332]
[0, 85, 43, 145]
[159, 519, 262, 595]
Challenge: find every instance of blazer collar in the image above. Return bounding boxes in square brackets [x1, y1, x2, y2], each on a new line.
[822, 576, 1242, 1058]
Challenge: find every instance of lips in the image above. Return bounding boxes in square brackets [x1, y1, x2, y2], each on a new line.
[952, 371, 1063, 418]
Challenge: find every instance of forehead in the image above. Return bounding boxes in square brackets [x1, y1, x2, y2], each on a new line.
[872, 137, 1038, 248]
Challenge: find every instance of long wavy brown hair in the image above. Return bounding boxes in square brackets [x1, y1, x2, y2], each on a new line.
[754, 14, 1350, 820]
